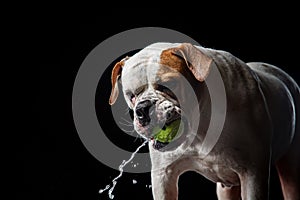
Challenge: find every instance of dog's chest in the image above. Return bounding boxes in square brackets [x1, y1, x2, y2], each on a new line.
[185, 155, 240, 186]
[151, 145, 240, 186]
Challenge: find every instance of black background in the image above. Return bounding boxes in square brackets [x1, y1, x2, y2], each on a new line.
[25, 5, 299, 200]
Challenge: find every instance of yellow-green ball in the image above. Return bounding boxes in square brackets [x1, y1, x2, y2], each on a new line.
[152, 120, 183, 143]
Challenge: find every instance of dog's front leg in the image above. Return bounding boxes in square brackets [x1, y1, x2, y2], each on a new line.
[238, 154, 271, 200]
[239, 172, 269, 200]
[151, 167, 179, 200]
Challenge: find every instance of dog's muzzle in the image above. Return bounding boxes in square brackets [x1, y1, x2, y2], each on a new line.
[134, 99, 182, 150]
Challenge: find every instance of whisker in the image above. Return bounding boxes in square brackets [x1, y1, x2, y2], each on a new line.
[124, 108, 134, 120]
[119, 121, 133, 127]
[133, 133, 148, 143]
[124, 108, 130, 114]
[121, 117, 133, 124]
[134, 134, 142, 142]
[120, 127, 136, 134]
[139, 137, 144, 142]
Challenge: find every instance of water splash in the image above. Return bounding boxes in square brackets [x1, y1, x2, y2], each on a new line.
[99, 140, 148, 199]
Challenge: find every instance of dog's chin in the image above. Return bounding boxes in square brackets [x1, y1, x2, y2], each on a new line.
[136, 131, 171, 151]
[151, 140, 170, 150]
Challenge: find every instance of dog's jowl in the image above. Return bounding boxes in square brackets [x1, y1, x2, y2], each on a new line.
[109, 43, 300, 200]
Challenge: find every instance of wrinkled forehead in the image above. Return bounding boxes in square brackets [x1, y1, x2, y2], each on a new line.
[121, 65, 159, 92]
[121, 43, 180, 91]
[121, 51, 159, 90]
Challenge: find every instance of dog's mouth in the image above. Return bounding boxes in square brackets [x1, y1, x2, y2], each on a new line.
[150, 116, 185, 150]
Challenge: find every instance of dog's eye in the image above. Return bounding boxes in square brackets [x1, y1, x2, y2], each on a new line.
[134, 87, 145, 96]
[126, 92, 135, 103]
[157, 85, 169, 93]
[156, 84, 177, 99]
[130, 94, 136, 102]
[157, 80, 177, 90]
[165, 81, 177, 90]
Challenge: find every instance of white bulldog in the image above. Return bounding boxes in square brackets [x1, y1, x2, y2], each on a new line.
[109, 43, 299, 200]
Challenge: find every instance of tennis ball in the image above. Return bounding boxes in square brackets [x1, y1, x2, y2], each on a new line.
[152, 120, 183, 143]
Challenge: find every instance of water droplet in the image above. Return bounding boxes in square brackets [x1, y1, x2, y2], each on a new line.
[99, 140, 148, 199]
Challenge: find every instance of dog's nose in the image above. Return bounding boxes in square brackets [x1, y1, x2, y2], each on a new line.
[135, 100, 154, 126]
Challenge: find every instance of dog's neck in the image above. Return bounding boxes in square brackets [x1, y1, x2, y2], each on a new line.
[196, 81, 212, 142]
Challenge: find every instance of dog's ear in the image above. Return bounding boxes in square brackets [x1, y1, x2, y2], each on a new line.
[109, 57, 128, 105]
[169, 43, 213, 82]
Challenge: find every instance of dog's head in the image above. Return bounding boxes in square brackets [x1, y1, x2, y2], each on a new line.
[109, 43, 213, 150]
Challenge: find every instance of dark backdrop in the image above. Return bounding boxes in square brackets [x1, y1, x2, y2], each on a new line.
[26, 6, 299, 200]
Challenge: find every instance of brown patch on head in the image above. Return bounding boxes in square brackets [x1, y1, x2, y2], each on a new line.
[159, 43, 213, 82]
[158, 48, 188, 82]
[160, 48, 187, 72]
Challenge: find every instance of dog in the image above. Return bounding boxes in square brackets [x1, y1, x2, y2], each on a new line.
[109, 43, 300, 200]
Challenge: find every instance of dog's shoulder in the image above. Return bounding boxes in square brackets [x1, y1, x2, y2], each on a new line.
[199, 47, 262, 101]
